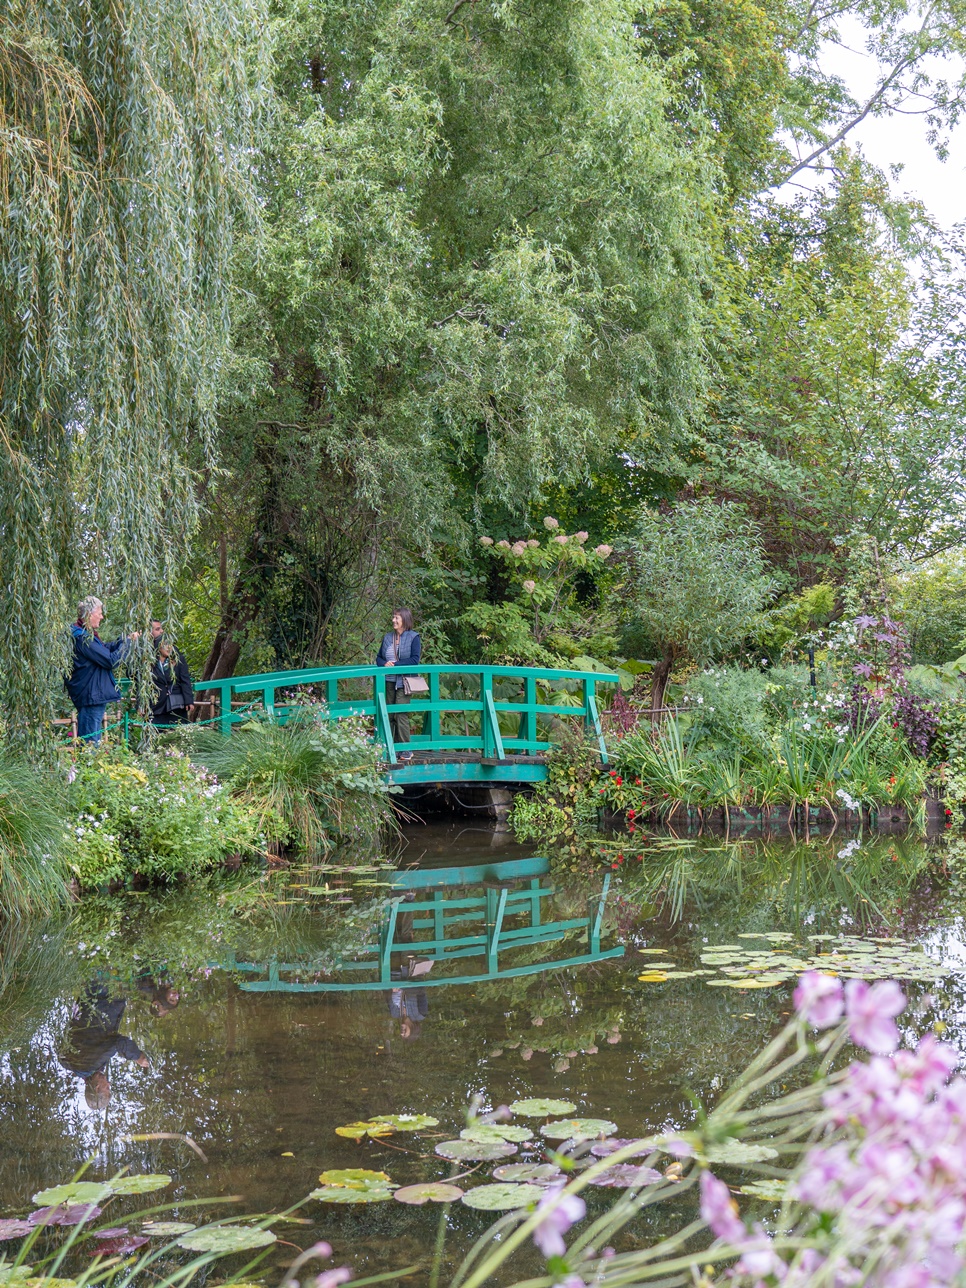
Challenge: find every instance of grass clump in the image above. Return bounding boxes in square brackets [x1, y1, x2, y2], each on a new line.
[0, 750, 70, 920]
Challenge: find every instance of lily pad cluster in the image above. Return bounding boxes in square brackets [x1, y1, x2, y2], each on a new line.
[636, 933, 945, 989]
[335, 1113, 439, 1139]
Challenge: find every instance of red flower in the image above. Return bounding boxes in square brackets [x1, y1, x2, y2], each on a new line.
[627, 808, 636, 819]
[615, 776, 623, 786]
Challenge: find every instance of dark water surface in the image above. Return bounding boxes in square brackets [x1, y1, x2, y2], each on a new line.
[3, 823, 966, 1284]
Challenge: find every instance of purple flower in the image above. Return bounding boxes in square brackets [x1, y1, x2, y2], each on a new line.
[532, 1187, 586, 1259]
[855, 614, 878, 630]
[845, 979, 906, 1054]
[853, 662, 873, 678]
[794, 972, 845, 1029]
[699, 1170, 744, 1242]
[315, 1270, 352, 1288]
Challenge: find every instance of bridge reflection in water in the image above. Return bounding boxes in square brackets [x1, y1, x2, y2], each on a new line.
[226, 857, 623, 993]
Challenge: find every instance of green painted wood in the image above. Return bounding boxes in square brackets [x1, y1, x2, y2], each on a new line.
[390, 857, 549, 888]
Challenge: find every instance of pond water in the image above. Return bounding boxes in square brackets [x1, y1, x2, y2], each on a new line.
[2, 822, 966, 1285]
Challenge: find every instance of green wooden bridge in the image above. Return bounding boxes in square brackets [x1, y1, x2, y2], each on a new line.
[225, 857, 623, 993]
[191, 663, 619, 785]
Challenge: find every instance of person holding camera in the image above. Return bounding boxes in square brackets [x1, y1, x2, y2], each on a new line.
[375, 608, 423, 760]
[65, 596, 139, 744]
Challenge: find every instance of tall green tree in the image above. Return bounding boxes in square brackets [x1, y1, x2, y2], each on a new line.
[199, 0, 718, 678]
[0, 0, 264, 737]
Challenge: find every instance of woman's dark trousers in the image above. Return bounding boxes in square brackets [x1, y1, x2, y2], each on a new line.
[385, 681, 411, 744]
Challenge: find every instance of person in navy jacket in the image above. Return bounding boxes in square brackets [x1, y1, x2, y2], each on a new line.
[65, 596, 139, 744]
[375, 608, 421, 759]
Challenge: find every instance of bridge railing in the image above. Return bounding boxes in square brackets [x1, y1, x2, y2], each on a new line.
[193, 664, 619, 764]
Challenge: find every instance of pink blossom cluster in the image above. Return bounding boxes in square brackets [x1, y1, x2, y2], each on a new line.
[700, 972, 966, 1287]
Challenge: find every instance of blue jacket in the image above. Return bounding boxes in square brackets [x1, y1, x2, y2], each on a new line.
[65, 624, 129, 708]
[376, 630, 421, 689]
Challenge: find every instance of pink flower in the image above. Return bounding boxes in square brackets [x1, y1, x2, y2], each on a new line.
[527, 538, 540, 548]
[552, 534, 568, 545]
[543, 516, 560, 530]
[574, 531, 589, 543]
[315, 1272, 352, 1288]
[794, 971, 844, 1029]
[523, 579, 537, 594]
[479, 535, 494, 546]
[532, 1187, 586, 1258]
[496, 540, 511, 550]
[511, 541, 527, 555]
[700, 1170, 744, 1243]
[846, 979, 906, 1054]
[594, 544, 612, 557]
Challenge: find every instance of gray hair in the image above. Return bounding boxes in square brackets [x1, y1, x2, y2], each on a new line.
[78, 595, 103, 622]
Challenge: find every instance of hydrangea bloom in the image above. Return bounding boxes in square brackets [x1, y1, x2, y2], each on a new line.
[522, 579, 537, 594]
[479, 535, 494, 546]
[543, 516, 560, 529]
[594, 544, 612, 557]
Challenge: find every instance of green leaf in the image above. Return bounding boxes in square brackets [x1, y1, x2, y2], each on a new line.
[540, 1118, 618, 1141]
[141, 1222, 197, 1237]
[370, 1114, 438, 1131]
[176, 1227, 277, 1253]
[393, 1183, 464, 1205]
[109, 1175, 171, 1195]
[317, 1170, 395, 1189]
[308, 1186, 395, 1205]
[704, 1140, 778, 1165]
[460, 1183, 545, 1210]
[492, 1164, 563, 1184]
[32, 1184, 112, 1207]
[435, 1140, 517, 1161]
[508, 1099, 576, 1117]
[460, 1124, 533, 1144]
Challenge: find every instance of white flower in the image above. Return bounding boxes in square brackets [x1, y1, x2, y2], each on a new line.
[543, 516, 560, 530]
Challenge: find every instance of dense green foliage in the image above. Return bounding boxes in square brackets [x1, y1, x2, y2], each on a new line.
[0, 752, 69, 919]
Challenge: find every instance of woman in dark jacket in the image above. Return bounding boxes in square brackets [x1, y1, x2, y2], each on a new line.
[375, 608, 421, 759]
[65, 596, 138, 743]
[150, 642, 195, 726]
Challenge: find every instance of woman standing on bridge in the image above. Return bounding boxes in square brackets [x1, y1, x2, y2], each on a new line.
[376, 608, 422, 760]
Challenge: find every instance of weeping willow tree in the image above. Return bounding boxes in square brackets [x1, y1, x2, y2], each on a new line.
[0, 0, 264, 740]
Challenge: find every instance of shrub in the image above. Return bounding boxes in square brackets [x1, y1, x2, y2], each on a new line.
[0, 750, 70, 919]
[187, 709, 395, 855]
[63, 743, 259, 889]
[509, 724, 603, 856]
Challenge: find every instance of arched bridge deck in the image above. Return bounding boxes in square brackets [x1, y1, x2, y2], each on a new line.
[193, 664, 619, 784]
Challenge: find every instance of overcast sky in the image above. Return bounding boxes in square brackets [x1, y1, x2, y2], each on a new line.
[789, 22, 966, 230]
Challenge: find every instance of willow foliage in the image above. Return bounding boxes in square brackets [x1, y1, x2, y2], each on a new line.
[0, 0, 265, 737]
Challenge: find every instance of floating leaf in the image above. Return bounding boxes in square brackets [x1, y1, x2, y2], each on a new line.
[28, 1206, 102, 1227]
[0, 1222, 32, 1241]
[393, 1183, 464, 1205]
[142, 1222, 197, 1237]
[335, 1120, 394, 1139]
[109, 1175, 171, 1195]
[32, 1184, 111, 1207]
[637, 972, 668, 983]
[705, 1141, 778, 1165]
[492, 1164, 563, 1184]
[317, 1170, 395, 1189]
[370, 1114, 438, 1131]
[308, 1186, 394, 1204]
[93, 1229, 129, 1239]
[177, 1226, 277, 1253]
[588, 1165, 662, 1188]
[460, 1124, 532, 1144]
[637, 947, 672, 954]
[0, 1270, 33, 1286]
[741, 1180, 788, 1201]
[541, 1119, 617, 1141]
[509, 1098, 575, 1117]
[460, 1183, 545, 1211]
[89, 1236, 149, 1257]
[589, 1138, 653, 1159]
[435, 1140, 517, 1162]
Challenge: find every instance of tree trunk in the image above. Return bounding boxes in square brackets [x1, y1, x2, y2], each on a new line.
[649, 650, 675, 722]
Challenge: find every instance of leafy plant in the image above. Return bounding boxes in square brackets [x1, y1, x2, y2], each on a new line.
[509, 724, 603, 855]
[0, 750, 70, 919]
[188, 709, 396, 855]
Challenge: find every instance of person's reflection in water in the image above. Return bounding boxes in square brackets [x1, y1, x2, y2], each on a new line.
[59, 981, 149, 1109]
[388, 981, 429, 1041]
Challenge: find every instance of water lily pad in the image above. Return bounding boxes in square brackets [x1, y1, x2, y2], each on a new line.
[741, 1180, 788, 1201]
[460, 1124, 532, 1144]
[705, 1140, 778, 1165]
[0, 1222, 32, 1241]
[109, 1175, 171, 1195]
[460, 1183, 545, 1211]
[435, 1140, 517, 1161]
[335, 1120, 394, 1139]
[28, 1206, 102, 1227]
[393, 1183, 464, 1205]
[589, 1138, 653, 1159]
[89, 1235, 149, 1257]
[370, 1114, 438, 1131]
[142, 1222, 197, 1236]
[308, 1186, 394, 1204]
[177, 1226, 277, 1253]
[317, 1169, 395, 1189]
[93, 1228, 130, 1239]
[492, 1164, 563, 1184]
[541, 1118, 617, 1141]
[0, 1271, 33, 1286]
[588, 1164, 662, 1188]
[32, 1183, 111, 1207]
[509, 1098, 575, 1117]
[637, 972, 668, 982]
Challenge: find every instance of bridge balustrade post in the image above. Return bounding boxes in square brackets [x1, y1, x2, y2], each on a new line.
[219, 684, 233, 738]
[584, 678, 608, 763]
[428, 671, 442, 748]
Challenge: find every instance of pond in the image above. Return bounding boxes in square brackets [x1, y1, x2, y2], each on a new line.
[2, 822, 966, 1286]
